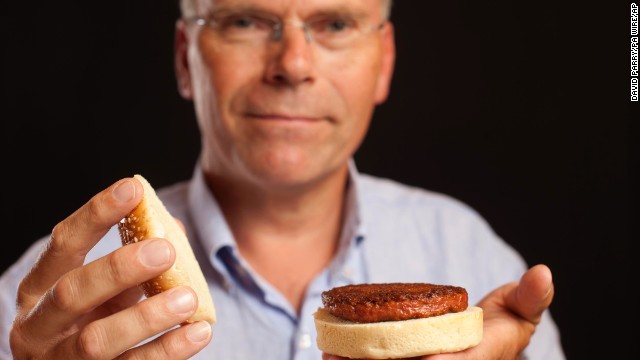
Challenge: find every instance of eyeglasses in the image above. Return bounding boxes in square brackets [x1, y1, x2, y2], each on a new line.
[185, 12, 386, 50]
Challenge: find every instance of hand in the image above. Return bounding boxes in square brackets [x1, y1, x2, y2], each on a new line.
[9, 178, 212, 359]
[323, 264, 555, 360]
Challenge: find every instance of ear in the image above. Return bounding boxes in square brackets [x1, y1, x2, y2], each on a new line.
[175, 19, 193, 100]
[374, 22, 396, 104]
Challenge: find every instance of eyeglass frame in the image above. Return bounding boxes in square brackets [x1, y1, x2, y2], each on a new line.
[183, 12, 386, 49]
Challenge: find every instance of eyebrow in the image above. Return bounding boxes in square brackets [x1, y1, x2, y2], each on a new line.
[307, 6, 371, 21]
[206, 4, 373, 22]
[205, 4, 272, 18]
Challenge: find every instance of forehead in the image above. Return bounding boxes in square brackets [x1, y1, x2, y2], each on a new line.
[193, 0, 383, 18]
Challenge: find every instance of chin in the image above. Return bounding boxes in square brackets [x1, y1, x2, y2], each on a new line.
[244, 153, 340, 190]
[250, 164, 318, 189]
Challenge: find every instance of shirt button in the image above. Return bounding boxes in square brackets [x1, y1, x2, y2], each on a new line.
[298, 333, 312, 350]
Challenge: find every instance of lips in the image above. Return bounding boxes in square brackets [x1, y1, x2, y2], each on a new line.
[241, 92, 336, 124]
[245, 113, 325, 122]
[239, 109, 332, 143]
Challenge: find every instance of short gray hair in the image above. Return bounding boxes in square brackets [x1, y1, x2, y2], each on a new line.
[180, 0, 393, 21]
[381, 0, 393, 21]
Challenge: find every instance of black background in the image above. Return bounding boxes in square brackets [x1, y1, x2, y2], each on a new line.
[2, 1, 635, 359]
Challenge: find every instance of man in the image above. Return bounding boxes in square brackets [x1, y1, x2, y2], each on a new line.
[0, 0, 565, 359]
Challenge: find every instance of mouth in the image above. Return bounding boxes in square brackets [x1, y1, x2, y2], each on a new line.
[245, 113, 327, 123]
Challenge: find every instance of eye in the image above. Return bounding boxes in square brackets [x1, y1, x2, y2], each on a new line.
[311, 17, 358, 36]
[217, 14, 276, 31]
[326, 19, 349, 32]
[221, 15, 258, 29]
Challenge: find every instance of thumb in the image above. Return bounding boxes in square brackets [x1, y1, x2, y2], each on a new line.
[508, 263, 555, 325]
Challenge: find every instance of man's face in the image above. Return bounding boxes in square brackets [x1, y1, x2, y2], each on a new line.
[176, 0, 395, 189]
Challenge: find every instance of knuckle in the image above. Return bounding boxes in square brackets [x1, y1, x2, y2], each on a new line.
[117, 327, 201, 360]
[76, 324, 108, 360]
[51, 276, 79, 312]
[116, 351, 142, 360]
[9, 322, 28, 357]
[85, 196, 101, 219]
[155, 335, 179, 358]
[84, 195, 107, 227]
[134, 299, 163, 328]
[16, 279, 33, 309]
[105, 250, 132, 286]
[48, 221, 85, 258]
[49, 222, 71, 255]
[70, 194, 109, 237]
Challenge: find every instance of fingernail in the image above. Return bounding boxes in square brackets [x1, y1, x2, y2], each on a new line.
[187, 321, 211, 343]
[166, 288, 195, 314]
[113, 179, 135, 202]
[139, 240, 171, 267]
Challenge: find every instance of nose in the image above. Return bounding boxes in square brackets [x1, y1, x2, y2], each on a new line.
[264, 22, 315, 86]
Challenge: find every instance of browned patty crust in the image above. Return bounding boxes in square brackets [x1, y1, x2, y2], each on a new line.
[321, 283, 468, 323]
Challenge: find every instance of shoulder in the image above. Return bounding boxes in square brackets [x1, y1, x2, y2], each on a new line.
[357, 173, 485, 222]
[356, 172, 503, 253]
[356, 173, 527, 294]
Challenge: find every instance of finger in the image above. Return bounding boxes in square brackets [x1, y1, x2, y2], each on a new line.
[116, 320, 212, 360]
[75, 286, 145, 329]
[21, 238, 175, 343]
[18, 178, 144, 306]
[508, 264, 554, 325]
[51, 286, 199, 360]
[98, 286, 146, 316]
[322, 355, 380, 360]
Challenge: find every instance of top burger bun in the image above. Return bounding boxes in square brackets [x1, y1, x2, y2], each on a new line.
[117, 174, 216, 324]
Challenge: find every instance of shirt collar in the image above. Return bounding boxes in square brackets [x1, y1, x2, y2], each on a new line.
[327, 159, 367, 275]
[186, 159, 367, 283]
[187, 163, 237, 278]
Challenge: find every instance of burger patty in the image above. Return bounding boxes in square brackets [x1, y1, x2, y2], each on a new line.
[321, 283, 468, 323]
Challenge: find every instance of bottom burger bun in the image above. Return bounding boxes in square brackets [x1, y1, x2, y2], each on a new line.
[313, 306, 483, 359]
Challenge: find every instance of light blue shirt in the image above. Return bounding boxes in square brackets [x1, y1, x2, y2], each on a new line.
[0, 160, 565, 359]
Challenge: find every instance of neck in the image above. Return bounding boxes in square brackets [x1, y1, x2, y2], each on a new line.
[203, 164, 350, 312]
